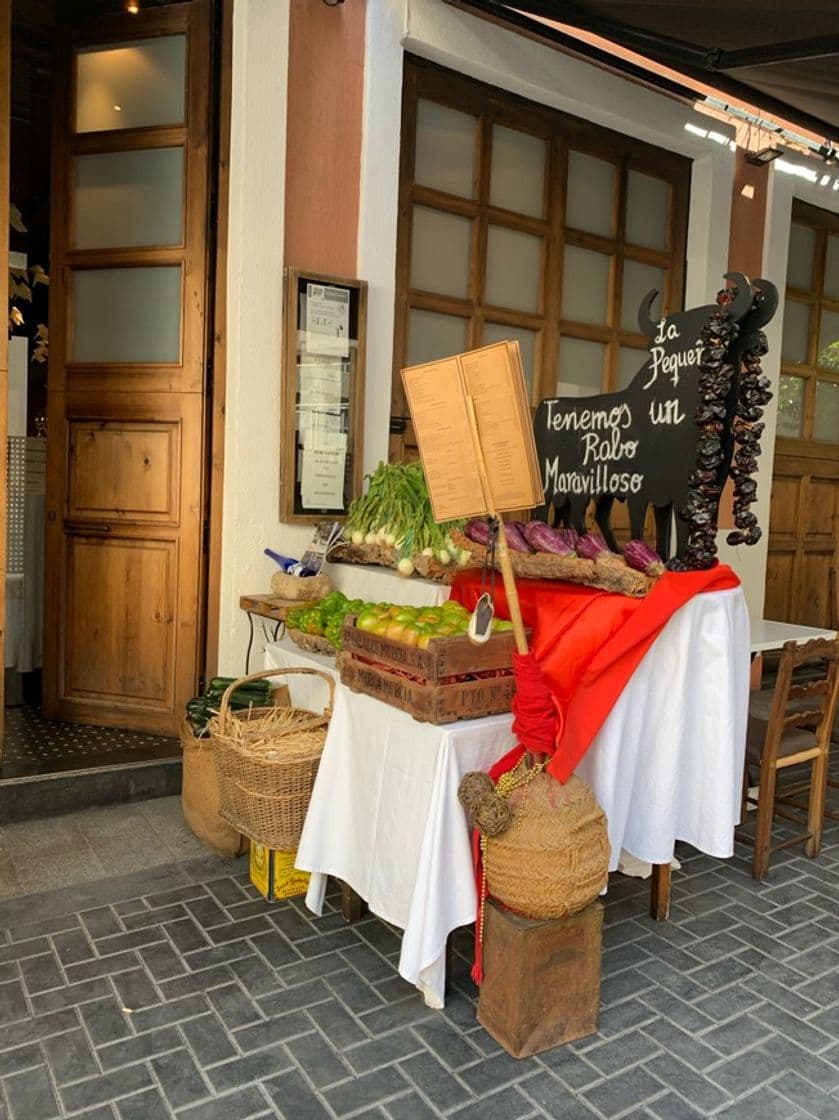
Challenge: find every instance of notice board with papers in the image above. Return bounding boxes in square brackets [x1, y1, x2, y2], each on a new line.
[280, 268, 367, 522]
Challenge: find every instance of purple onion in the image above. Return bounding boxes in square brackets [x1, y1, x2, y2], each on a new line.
[522, 521, 575, 556]
[623, 539, 665, 576]
[576, 533, 611, 561]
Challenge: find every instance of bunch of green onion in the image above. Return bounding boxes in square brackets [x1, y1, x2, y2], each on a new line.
[345, 461, 469, 576]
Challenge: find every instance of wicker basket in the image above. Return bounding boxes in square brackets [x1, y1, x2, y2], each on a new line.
[270, 570, 332, 600]
[180, 721, 249, 857]
[485, 768, 610, 920]
[286, 629, 336, 657]
[210, 668, 334, 850]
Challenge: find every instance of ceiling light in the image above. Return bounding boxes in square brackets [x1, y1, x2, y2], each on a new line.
[113, 104, 122, 112]
[745, 147, 781, 166]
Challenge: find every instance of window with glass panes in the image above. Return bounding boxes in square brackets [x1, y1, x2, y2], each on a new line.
[777, 199, 839, 445]
[391, 57, 690, 449]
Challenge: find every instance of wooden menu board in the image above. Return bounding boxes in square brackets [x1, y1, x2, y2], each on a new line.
[401, 342, 542, 521]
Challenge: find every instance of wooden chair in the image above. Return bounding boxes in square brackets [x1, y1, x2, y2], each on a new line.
[737, 637, 839, 880]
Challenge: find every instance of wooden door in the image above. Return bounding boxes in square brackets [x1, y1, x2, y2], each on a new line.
[765, 201, 839, 631]
[43, 1, 211, 735]
[0, 0, 10, 759]
[765, 451, 839, 629]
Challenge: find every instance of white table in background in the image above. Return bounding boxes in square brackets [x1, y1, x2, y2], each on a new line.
[750, 618, 837, 654]
[265, 583, 750, 1009]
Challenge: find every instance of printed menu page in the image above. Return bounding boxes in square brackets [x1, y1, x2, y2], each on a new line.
[459, 342, 542, 512]
[400, 358, 487, 521]
[401, 341, 542, 521]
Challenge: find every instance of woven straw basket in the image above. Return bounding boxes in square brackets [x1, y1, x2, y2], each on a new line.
[485, 769, 610, 920]
[270, 570, 332, 601]
[210, 668, 334, 851]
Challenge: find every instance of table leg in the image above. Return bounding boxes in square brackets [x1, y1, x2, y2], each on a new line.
[649, 863, 671, 921]
[245, 612, 255, 674]
[340, 881, 366, 923]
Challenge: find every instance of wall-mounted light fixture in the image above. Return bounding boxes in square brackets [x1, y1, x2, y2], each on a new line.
[745, 147, 781, 166]
[125, 0, 141, 14]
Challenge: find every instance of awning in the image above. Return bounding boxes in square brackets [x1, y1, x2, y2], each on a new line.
[446, 0, 839, 145]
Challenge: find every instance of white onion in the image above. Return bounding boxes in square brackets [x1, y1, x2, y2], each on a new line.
[364, 532, 377, 545]
[397, 558, 415, 577]
[438, 549, 451, 565]
[351, 531, 365, 545]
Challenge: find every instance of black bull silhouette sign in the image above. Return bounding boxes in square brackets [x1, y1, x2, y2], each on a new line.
[533, 273, 778, 562]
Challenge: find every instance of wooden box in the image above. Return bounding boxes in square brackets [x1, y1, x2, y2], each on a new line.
[477, 899, 603, 1058]
[337, 622, 521, 723]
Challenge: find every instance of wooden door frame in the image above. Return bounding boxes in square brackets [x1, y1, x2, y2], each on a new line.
[202, 0, 233, 681]
[43, 0, 218, 733]
[0, 0, 10, 753]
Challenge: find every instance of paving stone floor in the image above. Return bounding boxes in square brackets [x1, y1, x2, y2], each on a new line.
[1, 801, 839, 1120]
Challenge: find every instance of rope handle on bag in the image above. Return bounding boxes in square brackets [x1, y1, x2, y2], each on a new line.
[217, 667, 336, 734]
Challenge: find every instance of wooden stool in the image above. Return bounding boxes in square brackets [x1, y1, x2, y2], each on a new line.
[477, 899, 602, 1058]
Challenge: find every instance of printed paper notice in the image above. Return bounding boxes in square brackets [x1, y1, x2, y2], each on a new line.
[305, 284, 350, 357]
[299, 357, 343, 407]
[301, 444, 346, 509]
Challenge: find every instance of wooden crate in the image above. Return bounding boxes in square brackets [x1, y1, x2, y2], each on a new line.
[337, 621, 521, 723]
[477, 898, 603, 1057]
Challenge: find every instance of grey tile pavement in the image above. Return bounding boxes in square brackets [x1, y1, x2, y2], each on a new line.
[0, 800, 838, 1117]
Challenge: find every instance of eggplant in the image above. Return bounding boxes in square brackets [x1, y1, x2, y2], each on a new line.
[465, 519, 491, 547]
[501, 521, 532, 553]
[522, 521, 575, 556]
[623, 539, 665, 576]
[575, 533, 610, 561]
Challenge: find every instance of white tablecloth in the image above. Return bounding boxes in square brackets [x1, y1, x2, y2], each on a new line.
[265, 584, 750, 1009]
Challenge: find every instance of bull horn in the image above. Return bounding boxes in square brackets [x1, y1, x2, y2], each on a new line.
[637, 289, 661, 337]
[722, 271, 753, 321]
[750, 278, 779, 327]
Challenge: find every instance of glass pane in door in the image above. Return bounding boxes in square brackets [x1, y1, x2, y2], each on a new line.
[490, 125, 546, 218]
[410, 207, 471, 299]
[485, 226, 542, 313]
[406, 309, 468, 366]
[813, 381, 839, 441]
[74, 148, 184, 249]
[561, 245, 610, 325]
[625, 170, 669, 251]
[776, 374, 804, 438]
[786, 223, 816, 291]
[76, 36, 186, 133]
[415, 100, 476, 198]
[71, 266, 182, 363]
[566, 150, 615, 237]
[557, 337, 604, 395]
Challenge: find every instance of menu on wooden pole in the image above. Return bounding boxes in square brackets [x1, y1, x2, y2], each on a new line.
[401, 342, 543, 522]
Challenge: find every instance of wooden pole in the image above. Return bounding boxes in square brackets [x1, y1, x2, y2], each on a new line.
[464, 394, 529, 656]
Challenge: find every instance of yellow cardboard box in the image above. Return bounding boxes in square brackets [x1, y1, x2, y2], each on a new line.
[249, 843, 310, 901]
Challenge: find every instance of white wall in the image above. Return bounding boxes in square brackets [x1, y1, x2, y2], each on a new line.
[218, 0, 311, 672]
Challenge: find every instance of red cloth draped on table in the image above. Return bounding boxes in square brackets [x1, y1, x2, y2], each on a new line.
[451, 564, 741, 782]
